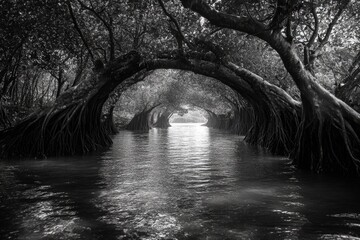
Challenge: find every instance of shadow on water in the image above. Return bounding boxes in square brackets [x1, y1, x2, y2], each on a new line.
[0, 155, 135, 240]
[294, 173, 360, 240]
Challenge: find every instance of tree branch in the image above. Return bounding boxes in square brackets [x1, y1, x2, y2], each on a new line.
[157, 0, 193, 50]
[66, 0, 95, 62]
[179, 0, 268, 40]
[77, 0, 115, 61]
[349, 51, 360, 74]
[316, 0, 350, 51]
[307, 0, 319, 48]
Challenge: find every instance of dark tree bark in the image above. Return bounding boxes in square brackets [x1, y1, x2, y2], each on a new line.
[233, 106, 253, 135]
[225, 62, 301, 155]
[0, 100, 11, 130]
[0, 47, 308, 170]
[102, 105, 118, 135]
[0, 51, 142, 158]
[178, 0, 360, 175]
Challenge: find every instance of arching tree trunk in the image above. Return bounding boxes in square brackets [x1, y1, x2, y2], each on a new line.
[180, 0, 360, 175]
[0, 51, 142, 158]
[271, 35, 360, 174]
[223, 61, 301, 156]
[147, 57, 300, 155]
[126, 110, 151, 131]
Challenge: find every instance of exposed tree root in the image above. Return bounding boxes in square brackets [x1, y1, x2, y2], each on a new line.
[102, 106, 118, 135]
[0, 98, 110, 158]
[292, 96, 360, 175]
[225, 62, 301, 156]
[0, 51, 142, 158]
[2, 48, 359, 176]
[230, 106, 253, 135]
[0, 101, 11, 130]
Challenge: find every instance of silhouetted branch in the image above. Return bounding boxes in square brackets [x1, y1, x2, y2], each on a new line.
[67, 0, 95, 62]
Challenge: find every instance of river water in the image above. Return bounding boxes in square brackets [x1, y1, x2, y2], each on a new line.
[1, 123, 360, 240]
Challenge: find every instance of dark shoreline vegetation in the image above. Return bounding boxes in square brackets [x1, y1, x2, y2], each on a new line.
[0, 0, 360, 176]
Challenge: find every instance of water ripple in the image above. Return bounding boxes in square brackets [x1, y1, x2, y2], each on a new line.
[2, 124, 360, 239]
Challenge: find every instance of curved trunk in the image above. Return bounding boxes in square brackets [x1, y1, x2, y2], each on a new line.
[0, 51, 142, 158]
[179, 0, 360, 175]
[225, 62, 301, 155]
[292, 82, 360, 175]
[270, 34, 360, 175]
[126, 110, 151, 131]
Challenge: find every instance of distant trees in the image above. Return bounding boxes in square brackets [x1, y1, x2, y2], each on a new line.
[0, 0, 90, 128]
[118, 70, 235, 131]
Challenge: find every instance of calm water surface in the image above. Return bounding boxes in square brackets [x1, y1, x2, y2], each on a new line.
[1, 124, 360, 240]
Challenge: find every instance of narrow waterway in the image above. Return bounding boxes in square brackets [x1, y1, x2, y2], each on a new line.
[1, 124, 360, 239]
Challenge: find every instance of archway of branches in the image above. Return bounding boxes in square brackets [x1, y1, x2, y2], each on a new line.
[0, 50, 298, 154]
[1, 0, 360, 176]
[110, 68, 248, 133]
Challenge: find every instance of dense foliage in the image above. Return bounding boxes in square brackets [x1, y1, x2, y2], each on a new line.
[1, 0, 360, 175]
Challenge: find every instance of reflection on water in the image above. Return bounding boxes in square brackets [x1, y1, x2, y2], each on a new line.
[1, 123, 360, 239]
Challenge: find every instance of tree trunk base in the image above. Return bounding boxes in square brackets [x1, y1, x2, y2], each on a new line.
[292, 104, 360, 176]
[0, 100, 110, 158]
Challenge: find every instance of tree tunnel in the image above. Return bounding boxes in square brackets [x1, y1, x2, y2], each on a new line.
[1, 45, 359, 176]
[0, 47, 356, 173]
[1, 0, 360, 176]
[122, 69, 246, 132]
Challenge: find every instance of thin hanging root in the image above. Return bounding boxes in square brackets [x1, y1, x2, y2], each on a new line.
[327, 123, 349, 172]
[344, 120, 360, 144]
[339, 115, 360, 166]
[316, 117, 324, 172]
[292, 103, 360, 175]
[0, 99, 111, 158]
